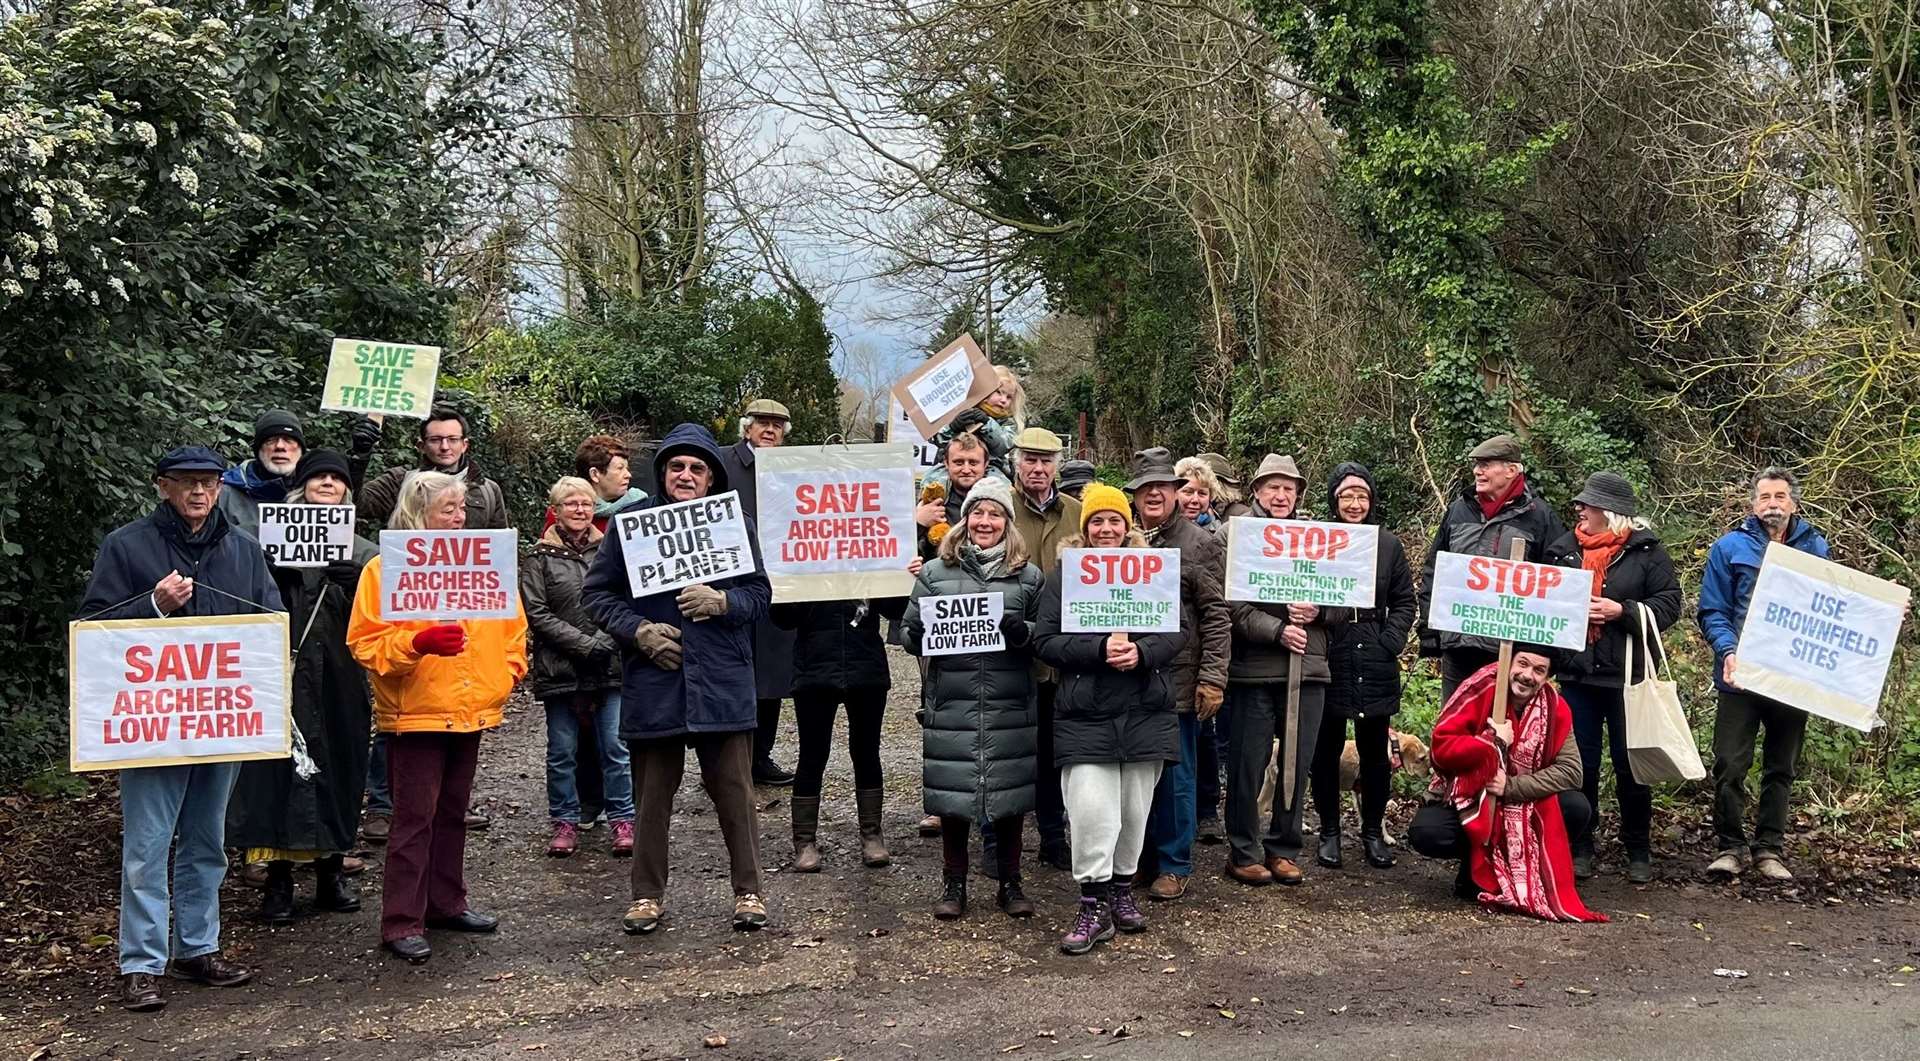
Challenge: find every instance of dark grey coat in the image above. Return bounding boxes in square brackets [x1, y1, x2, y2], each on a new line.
[901, 552, 1046, 822]
[521, 528, 622, 701]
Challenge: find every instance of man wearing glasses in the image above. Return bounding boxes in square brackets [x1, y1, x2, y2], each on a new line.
[78, 446, 285, 1011]
[348, 405, 510, 532]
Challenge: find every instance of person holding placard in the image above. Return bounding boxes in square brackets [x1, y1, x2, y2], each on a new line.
[1697, 467, 1830, 882]
[1542, 472, 1682, 884]
[921, 365, 1025, 491]
[1008, 427, 1081, 871]
[347, 471, 528, 964]
[215, 409, 304, 536]
[522, 477, 633, 860]
[719, 397, 800, 788]
[902, 477, 1047, 919]
[1222, 454, 1352, 887]
[583, 423, 775, 935]
[227, 449, 376, 924]
[349, 406, 509, 533]
[1415, 434, 1566, 704]
[1033, 485, 1188, 954]
[1177, 454, 1243, 842]
[1312, 462, 1417, 872]
[915, 430, 1007, 562]
[78, 445, 284, 1011]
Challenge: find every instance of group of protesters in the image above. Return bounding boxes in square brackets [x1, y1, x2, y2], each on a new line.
[83, 387, 1837, 1010]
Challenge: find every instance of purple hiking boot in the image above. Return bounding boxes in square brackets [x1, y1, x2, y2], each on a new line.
[1108, 881, 1147, 933]
[1059, 896, 1114, 955]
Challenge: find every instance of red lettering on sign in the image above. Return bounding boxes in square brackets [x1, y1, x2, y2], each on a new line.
[124, 642, 242, 683]
[405, 536, 491, 566]
[1464, 556, 1563, 598]
[1078, 552, 1164, 585]
[795, 481, 881, 515]
[1260, 524, 1353, 560]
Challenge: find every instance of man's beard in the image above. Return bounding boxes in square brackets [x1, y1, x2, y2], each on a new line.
[1759, 507, 1789, 529]
[261, 456, 298, 476]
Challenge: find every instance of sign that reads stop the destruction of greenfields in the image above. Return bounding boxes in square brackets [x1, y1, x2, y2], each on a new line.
[1426, 553, 1593, 652]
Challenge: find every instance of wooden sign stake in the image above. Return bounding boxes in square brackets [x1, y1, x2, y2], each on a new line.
[1489, 536, 1528, 726]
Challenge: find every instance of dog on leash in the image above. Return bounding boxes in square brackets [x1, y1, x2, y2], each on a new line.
[1254, 729, 1431, 843]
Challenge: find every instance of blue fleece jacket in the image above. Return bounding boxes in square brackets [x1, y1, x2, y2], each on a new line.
[1697, 514, 1830, 691]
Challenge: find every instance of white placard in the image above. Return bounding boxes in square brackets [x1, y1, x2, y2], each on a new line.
[1734, 543, 1909, 731]
[319, 338, 440, 417]
[918, 592, 1006, 656]
[905, 347, 976, 423]
[888, 398, 940, 475]
[1060, 548, 1182, 633]
[1225, 517, 1379, 607]
[69, 614, 291, 771]
[757, 445, 918, 603]
[257, 503, 355, 568]
[611, 491, 755, 599]
[1426, 552, 1593, 652]
[378, 529, 519, 619]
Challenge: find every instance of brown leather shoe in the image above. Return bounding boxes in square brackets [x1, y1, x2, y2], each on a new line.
[1266, 857, 1305, 885]
[1148, 874, 1187, 901]
[1224, 861, 1273, 886]
[169, 952, 251, 987]
[121, 973, 165, 1011]
[339, 854, 367, 876]
[1131, 867, 1155, 889]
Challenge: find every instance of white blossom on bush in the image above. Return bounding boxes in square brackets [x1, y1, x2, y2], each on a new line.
[131, 121, 157, 147]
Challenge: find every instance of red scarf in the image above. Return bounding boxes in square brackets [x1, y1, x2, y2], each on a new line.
[1430, 664, 1606, 923]
[1575, 525, 1628, 643]
[1478, 473, 1528, 519]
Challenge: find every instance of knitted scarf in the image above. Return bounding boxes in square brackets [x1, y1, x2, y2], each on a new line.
[1575, 525, 1629, 643]
[1478, 473, 1528, 520]
[962, 539, 1009, 578]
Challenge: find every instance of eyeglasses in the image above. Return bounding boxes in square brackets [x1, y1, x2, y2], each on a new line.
[163, 476, 221, 493]
[423, 435, 466, 446]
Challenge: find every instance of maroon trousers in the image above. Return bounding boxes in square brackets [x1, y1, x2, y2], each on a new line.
[381, 731, 481, 941]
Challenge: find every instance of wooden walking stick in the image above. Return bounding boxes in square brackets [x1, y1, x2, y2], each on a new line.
[1490, 536, 1528, 725]
[1282, 649, 1302, 811]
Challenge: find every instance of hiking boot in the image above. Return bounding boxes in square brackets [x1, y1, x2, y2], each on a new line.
[1038, 838, 1072, 872]
[610, 820, 634, 857]
[121, 973, 165, 1012]
[934, 875, 967, 920]
[1108, 881, 1147, 933]
[1197, 816, 1224, 845]
[1627, 850, 1653, 885]
[856, 788, 890, 867]
[918, 814, 942, 837]
[752, 758, 796, 787]
[1317, 832, 1343, 869]
[790, 796, 823, 873]
[547, 821, 579, 858]
[1706, 850, 1746, 879]
[996, 877, 1035, 918]
[1361, 830, 1396, 869]
[169, 952, 251, 987]
[314, 855, 360, 913]
[622, 898, 663, 935]
[1753, 852, 1794, 881]
[261, 862, 295, 925]
[360, 813, 391, 844]
[1148, 874, 1187, 901]
[1059, 897, 1114, 955]
[1572, 851, 1596, 880]
[732, 893, 769, 930]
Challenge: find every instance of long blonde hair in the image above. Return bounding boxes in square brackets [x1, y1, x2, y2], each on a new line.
[389, 470, 467, 530]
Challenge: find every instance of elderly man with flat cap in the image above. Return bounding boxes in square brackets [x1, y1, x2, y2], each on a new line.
[1415, 433, 1566, 704]
[719, 398, 799, 786]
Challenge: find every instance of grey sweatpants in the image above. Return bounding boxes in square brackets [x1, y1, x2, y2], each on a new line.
[1062, 760, 1163, 884]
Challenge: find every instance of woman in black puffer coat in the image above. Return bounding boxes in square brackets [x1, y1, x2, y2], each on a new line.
[771, 572, 916, 874]
[1310, 462, 1418, 872]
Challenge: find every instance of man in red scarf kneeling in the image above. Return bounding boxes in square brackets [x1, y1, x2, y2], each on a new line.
[1408, 648, 1607, 923]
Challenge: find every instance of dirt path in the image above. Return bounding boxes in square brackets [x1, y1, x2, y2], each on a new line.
[7, 649, 1918, 1059]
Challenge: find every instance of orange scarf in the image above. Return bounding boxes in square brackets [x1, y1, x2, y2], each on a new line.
[1575, 525, 1628, 643]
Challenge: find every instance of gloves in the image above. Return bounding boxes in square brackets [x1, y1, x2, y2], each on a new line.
[635, 622, 683, 670]
[998, 613, 1030, 647]
[412, 624, 466, 656]
[677, 583, 728, 621]
[951, 408, 990, 434]
[323, 559, 362, 592]
[1195, 682, 1225, 720]
[348, 415, 384, 455]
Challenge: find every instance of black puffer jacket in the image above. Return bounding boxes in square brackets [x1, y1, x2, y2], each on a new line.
[1543, 527, 1683, 688]
[772, 596, 908, 693]
[1228, 499, 1354, 685]
[1323, 463, 1419, 718]
[521, 526, 622, 701]
[1416, 477, 1567, 656]
[1033, 532, 1187, 767]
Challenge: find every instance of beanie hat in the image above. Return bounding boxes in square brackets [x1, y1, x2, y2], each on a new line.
[292, 448, 352, 491]
[253, 409, 304, 450]
[1078, 482, 1133, 534]
[959, 476, 1016, 524]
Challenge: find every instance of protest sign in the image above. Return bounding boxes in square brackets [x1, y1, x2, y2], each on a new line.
[887, 397, 940, 478]
[378, 529, 519, 619]
[1734, 543, 1910, 731]
[320, 338, 441, 418]
[1427, 552, 1593, 653]
[1225, 517, 1379, 608]
[611, 490, 756, 598]
[69, 613, 291, 772]
[756, 444, 917, 602]
[890, 333, 998, 438]
[1060, 548, 1182, 633]
[257, 503, 355, 568]
[918, 592, 1006, 656]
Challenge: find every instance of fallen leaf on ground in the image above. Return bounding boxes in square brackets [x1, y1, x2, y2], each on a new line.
[702, 1033, 728, 1048]
[792, 938, 824, 948]
[1219, 1009, 1235, 1019]
[1712, 968, 1749, 979]
[1566, 987, 1593, 995]
[1000, 1045, 1023, 1054]
[1178, 1031, 1194, 1038]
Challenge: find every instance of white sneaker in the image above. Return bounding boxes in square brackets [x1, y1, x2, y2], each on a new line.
[1753, 854, 1794, 881]
[1706, 851, 1745, 878]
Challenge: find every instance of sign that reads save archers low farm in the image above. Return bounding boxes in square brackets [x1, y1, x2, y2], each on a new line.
[612, 491, 755, 598]
[69, 613, 291, 772]
[1225, 517, 1378, 608]
[320, 338, 441, 417]
[1734, 543, 1910, 732]
[378, 530, 519, 620]
[918, 592, 1006, 656]
[256, 503, 355, 568]
[1060, 548, 1182, 633]
[756, 444, 918, 603]
[1427, 552, 1593, 652]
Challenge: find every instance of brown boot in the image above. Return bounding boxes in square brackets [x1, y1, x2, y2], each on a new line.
[790, 796, 822, 873]
[855, 788, 890, 867]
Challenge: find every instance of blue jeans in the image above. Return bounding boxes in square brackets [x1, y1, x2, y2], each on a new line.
[119, 763, 238, 975]
[545, 692, 635, 823]
[1144, 713, 1199, 877]
[366, 731, 392, 816]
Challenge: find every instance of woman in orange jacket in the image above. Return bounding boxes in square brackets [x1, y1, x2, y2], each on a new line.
[348, 470, 527, 964]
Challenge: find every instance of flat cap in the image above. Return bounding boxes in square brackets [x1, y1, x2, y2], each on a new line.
[1012, 427, 1064, 454]
[1468, 433, 1524, 462]
[743, 398, 791, 422]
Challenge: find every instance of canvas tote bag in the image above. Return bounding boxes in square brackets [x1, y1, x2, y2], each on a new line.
[1623, 602, 1706, 783]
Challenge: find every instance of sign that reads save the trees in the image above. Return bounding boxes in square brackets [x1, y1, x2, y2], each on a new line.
[256, 503, 355, 568]
[1426, 552, 1593, 652]
[1734, 543, 1910, 732]
[378, 530, 519, 620]
[1059, 548, 1182, 633]
[1224, 517, 1379, 608]
[612, 490, 755, 598]
[756, 444, 917, 602]
[320, 338, 441, 418]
